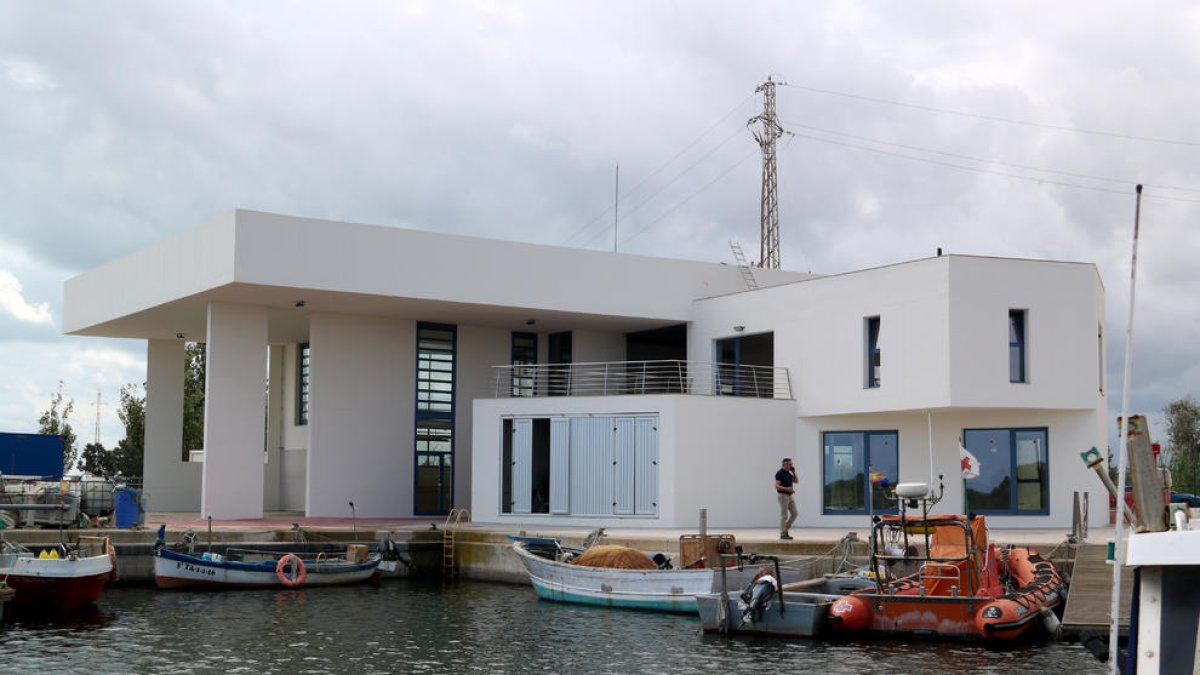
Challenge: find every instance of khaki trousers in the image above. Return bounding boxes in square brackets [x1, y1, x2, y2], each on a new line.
[777, 492, 798, 534]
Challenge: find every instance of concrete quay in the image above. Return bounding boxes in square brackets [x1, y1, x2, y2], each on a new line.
[1, 511, 1102, 585]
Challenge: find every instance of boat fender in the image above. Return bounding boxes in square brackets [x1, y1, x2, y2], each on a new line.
[276, 554, 307, 588]
[1038, 606, 1062, 639]
[828, 594, 872, 632]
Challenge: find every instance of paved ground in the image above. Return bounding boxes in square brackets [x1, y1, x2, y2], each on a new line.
[146, 511, 1108, 550]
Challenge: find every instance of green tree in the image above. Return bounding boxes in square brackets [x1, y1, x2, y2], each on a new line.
[77, 441, 118, 478]
[113, 383, 145, 478]
[1164, 396, 1200, 494]
[182, 342, 206, 460]
[38, 381, 77, 474]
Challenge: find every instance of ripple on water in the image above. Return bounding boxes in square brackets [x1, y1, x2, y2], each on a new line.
[0, 581, 1104, 674]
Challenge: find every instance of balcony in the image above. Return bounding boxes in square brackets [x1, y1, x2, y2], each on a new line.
[491, 360, 792, 400]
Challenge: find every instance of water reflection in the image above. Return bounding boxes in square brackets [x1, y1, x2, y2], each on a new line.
[0, 581, 1103, 674]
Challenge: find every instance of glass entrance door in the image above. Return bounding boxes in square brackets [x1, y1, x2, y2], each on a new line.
[415, 451, 453, 515]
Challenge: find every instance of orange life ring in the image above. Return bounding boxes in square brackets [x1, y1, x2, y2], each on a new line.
[276, 554, 307, 588]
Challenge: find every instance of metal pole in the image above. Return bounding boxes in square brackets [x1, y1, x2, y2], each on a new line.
[207, 514, 213, 554]
[614, 163, 619, 253]
[699, 508, 708, 538]
[1110, 184, 1143, 673]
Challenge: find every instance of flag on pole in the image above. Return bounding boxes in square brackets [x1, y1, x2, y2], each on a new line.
[959, 442, 981, 480]
[868, 467, 887, 485]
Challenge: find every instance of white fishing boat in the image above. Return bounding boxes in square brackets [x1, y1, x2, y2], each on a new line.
[512, 537, 716, 612]
[0, 537, 116, 612]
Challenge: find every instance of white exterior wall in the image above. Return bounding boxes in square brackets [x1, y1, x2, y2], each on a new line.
[572, 329, 626, 363]
[795, 409, 1106, 529]
[306, 313, 413, 517]
[201, 302, 268, 519]
[143, 339, 201, 511]
[947, 256, 1103, 409]
[472, 395, 794, 528]
[455, 324, 513, 512]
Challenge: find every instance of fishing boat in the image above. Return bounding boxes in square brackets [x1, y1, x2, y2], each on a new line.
[695, 552, 875, 637]
[827, 480, 1066, 640]
[0, 536, 116, 612]
[154, 544, 382, 589]
[512, 533, 817, 613]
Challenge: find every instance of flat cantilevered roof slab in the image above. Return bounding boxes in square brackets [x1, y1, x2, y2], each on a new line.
[63, 210, 814, 340]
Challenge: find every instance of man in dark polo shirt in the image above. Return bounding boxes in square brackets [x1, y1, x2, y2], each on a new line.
[775, 457, 798, 540]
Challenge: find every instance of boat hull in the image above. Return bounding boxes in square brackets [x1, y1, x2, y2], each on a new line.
[1, 553, 114, 613]
[154, 548, 381, 589]
[696, 592, 836, 637]
[513, 542, 716, 613]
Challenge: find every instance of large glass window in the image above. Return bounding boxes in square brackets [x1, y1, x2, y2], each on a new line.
[963, 427, 1048, 515]
[414, 323, 456, 515]
[511, 332, 537, 397]
[1009, 309, 1027, 383]
[296, 342, 310, 425]
[865, 317, 881, 388]
[822, 431, 899, 514]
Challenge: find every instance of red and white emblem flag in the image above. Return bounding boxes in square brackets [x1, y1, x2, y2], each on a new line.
[959, 443, 981, 480]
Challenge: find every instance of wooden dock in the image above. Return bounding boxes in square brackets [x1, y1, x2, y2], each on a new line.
[1062, 542, 1133, 636]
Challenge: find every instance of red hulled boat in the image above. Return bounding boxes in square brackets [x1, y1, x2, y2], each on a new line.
[0, 537, 116, 613]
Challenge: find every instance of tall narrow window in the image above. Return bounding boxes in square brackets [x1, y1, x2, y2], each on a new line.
[548, 331, 572, 396]
[296, 342, 310, 425]
[866, 317, 881, 388]
[511, 332, 537, 397]
[414, 323, 456, 515]
[1009, 309, 1027, 383]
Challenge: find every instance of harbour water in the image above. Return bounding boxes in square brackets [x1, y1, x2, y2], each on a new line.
[0, 580, 1104, 674]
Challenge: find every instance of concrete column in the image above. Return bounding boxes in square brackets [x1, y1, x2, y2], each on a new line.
[263, 344, 285, 511]
[143, 339, 201, 511]
[202, 302, 268, 519]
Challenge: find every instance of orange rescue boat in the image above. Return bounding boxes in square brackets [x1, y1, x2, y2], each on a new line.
[828, 489, 1065, 640]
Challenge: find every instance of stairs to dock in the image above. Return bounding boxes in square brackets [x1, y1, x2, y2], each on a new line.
[1061, 542, 1133, 636]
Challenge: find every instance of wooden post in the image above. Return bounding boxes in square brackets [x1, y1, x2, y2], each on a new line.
[1125, 415, 1167, 532]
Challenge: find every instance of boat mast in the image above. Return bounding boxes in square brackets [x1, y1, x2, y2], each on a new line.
[1109, 184, 1143, 672]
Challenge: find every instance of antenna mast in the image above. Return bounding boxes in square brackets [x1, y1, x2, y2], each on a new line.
[92, 392, 103, 444]
[748, 76, 786, 269]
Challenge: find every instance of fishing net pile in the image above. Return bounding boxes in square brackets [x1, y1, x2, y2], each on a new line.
[570, 545, 656, 569]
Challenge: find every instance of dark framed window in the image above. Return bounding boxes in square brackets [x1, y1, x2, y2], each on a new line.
[511, 332, 537, 397]
[1009, 309, 1027, 383]
[296, 342, 310, 426]
[414, 323, 456, 515]
[865, 317, 881, 388]
[963, 427, 1048, 515]
[822, 430, 898, 515]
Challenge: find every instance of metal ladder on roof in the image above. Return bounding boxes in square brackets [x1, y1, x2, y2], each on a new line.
[729, 241, 759, 290]
[442, 508, 471, 579]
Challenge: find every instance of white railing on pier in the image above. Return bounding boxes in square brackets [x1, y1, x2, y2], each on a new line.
[491, 360, 792, 400]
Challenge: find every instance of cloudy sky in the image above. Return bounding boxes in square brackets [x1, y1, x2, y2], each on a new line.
[1, 1, 1197, 455]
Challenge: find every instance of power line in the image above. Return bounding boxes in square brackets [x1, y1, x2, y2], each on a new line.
[620, 147, 759, 247]
[782, 83, 1200, 148]
[561, 93, 756, 247]
[782, 129, 1200, 203]
[780, 119, 1200, 194]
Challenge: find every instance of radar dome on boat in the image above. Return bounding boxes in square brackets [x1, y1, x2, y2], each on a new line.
[894, 483, 930, 499]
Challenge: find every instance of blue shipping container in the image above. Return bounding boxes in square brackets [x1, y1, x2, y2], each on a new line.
[0, 432, 65, 479]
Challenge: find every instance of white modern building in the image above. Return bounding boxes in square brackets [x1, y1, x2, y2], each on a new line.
[63, 209, 1109, 529]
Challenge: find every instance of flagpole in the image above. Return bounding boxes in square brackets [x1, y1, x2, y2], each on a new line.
[927, 411, 934, 494]
[1109, 184, 1143, 673]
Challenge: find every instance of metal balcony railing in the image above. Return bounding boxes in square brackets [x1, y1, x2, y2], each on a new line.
[492, 360, 792, 400]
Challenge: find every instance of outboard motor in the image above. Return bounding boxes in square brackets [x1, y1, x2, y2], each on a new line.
[738, 567, 778, 623]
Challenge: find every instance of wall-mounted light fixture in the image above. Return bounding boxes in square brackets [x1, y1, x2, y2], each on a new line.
[733, 325, 745, 333]
[176, 333, 185, 339]
[294, 300, 306, 308]
[525, 319, 536, 326]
